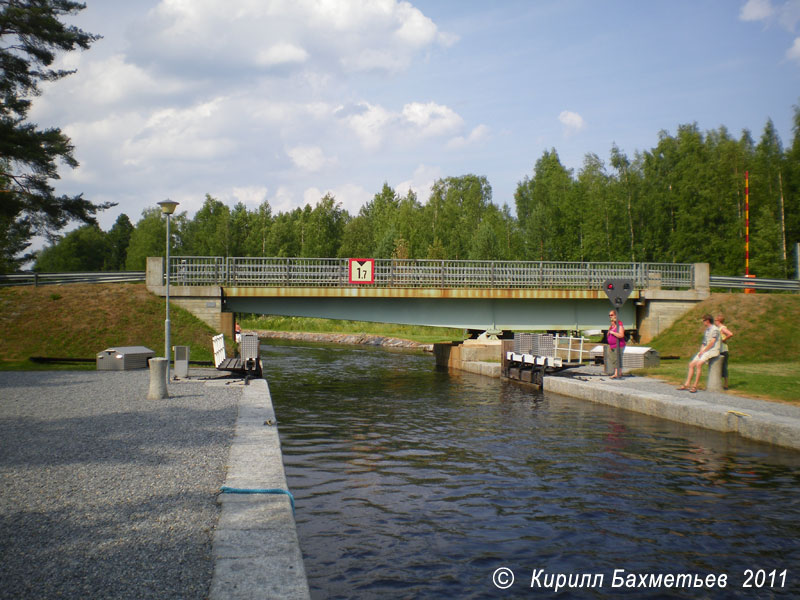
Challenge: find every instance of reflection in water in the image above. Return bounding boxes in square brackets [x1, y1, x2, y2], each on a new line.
[263, 341, 800, 599]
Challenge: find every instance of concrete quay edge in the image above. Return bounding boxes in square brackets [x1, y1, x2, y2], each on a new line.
[452, 359, 800, 452]
[543, 376, 800, 451]
[209, 378, 311, 600]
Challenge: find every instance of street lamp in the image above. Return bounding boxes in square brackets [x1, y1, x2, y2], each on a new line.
[158, 199, 179, 382]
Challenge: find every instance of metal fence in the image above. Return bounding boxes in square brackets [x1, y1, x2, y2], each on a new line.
[710, 275, 800, 292]
[168, 256, 697, 289]
[0, 271, 146, 287]
[6, 261, 798, 292]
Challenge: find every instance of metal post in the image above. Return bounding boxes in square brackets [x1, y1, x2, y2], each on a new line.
[165, 211, 171, 382]
[157, 199, 179, 384]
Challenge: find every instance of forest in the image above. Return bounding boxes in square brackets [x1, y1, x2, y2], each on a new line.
[34, 107, 800, 279]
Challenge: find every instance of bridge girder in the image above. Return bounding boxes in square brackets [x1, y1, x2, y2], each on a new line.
[222, 287, 636, 331]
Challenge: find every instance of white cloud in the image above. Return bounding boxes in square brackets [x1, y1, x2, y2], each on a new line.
[287, 145, 336, 172]
[787, 36, 800, 62]
[343, 102, 397, 149]
[135, 0, 456, 75]
[447, 124, 489, 149]
[402, 102, 463, 137]
[230, 186, 269, 207]
[558, 110, 586, 136]
[341, 101, 468, 149]
[303, 183, 371, 215]
[255, 43, 309, 67]
[121, 98, 236, 165]
[740, 0, 775, 21]
[395, 164, 441, 201]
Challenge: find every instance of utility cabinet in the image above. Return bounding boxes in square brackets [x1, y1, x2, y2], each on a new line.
[96, 346, 155, 371]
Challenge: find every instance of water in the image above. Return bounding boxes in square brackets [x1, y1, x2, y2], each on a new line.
[262, 341, 800, 599]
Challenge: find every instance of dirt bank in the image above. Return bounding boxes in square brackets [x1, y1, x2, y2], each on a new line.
[253, 330, 433, 351]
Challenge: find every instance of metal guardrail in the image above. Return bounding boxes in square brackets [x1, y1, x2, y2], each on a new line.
[710, 275, 800, 292]
[0, 271, 146, 287]
[169, 256, 696, 289]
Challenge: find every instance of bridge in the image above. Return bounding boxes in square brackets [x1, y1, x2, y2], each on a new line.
[146, 256, 710, 343]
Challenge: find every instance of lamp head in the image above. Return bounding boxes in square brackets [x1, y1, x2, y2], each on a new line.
[157, 199, 179, 215]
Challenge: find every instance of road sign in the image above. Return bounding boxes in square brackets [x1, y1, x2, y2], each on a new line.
[603, 278, 633, 308]
[348, 258, 375, 284]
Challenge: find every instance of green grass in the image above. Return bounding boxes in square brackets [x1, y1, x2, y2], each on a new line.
[0, 283, 221, 370]
[238, 314, 464, 344]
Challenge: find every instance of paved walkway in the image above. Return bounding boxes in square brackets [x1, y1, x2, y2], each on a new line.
[545, 365, 800, 451]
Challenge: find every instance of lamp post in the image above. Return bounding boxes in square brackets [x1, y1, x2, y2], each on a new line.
[157, 199, 179, 382]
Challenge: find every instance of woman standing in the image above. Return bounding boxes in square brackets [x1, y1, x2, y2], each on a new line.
[607, 310, 626, 379]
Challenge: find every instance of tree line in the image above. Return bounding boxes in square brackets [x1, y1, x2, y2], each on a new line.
[34, 106, 800, 279]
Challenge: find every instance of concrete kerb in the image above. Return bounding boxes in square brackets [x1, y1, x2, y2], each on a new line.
[543, 376, 800, 451]
[209, 378, 311, 600]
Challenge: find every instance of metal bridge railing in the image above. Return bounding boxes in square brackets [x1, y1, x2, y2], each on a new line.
[168, 257, 698, 290]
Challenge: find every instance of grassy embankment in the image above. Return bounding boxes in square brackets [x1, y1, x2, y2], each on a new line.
[0, 283, 220, 370]
[641, 293, 800, 403]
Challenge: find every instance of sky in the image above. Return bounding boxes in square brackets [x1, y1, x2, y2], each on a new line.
[28, 0, 800, 236]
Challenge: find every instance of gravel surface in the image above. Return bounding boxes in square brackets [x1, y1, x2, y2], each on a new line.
[0, 370, 241, 600]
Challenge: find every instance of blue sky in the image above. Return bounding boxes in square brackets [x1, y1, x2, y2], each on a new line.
[30, 0, 800, 234]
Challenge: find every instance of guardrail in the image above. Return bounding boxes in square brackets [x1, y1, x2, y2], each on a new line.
[0, 271, 146, 287]
[169, 256, 696, 289]
[710, 275, 800, 292]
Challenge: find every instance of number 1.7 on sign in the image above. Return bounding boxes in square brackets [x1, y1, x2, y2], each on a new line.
[348, 258, 375, 284]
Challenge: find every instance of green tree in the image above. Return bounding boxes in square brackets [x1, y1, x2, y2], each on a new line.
[750, 204, 783, 278]
[574, 153, 613, 260]
[754, 118, 789, 276]
[302, 194, 348, 257]
[125, 208, 186, 270]
[34, 224, 109, 271]
[425, 175, 493, 260]
[0, 0, 113, 272]
[515, 150, 573, 260]
[786, 102, 800, 277]
[105, 214, 133, 270]
[184, 194, 232, 256]
[244, 200, 272, 256]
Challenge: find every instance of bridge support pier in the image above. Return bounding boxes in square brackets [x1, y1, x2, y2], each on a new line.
[147, 257, 230, 334]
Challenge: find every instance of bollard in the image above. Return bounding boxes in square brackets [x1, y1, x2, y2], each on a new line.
[706, 355, 724, 392]
[148, 357, 169, 399]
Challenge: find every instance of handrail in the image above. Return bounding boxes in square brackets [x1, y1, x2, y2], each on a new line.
[168, 256, 697, 290]
[5, 264, 796, 292]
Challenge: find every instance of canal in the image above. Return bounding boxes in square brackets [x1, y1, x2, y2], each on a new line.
[262, 340, 800, 599]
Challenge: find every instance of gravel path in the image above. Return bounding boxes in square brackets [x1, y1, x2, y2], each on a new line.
[0, 370, 241, 600]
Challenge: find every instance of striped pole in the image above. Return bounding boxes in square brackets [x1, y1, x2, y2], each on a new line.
[745, 171, 749, 276]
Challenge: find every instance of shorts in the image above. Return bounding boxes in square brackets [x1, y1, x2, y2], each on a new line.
[607, 344, 624, 372]
[693, 349, 720, 364]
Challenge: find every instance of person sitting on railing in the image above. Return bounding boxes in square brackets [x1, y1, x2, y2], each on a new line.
[677, 314, 721, 393]
[714, 314, 734, 390]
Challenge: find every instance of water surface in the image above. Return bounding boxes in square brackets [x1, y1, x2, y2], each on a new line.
[263, 341, 800, 599]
